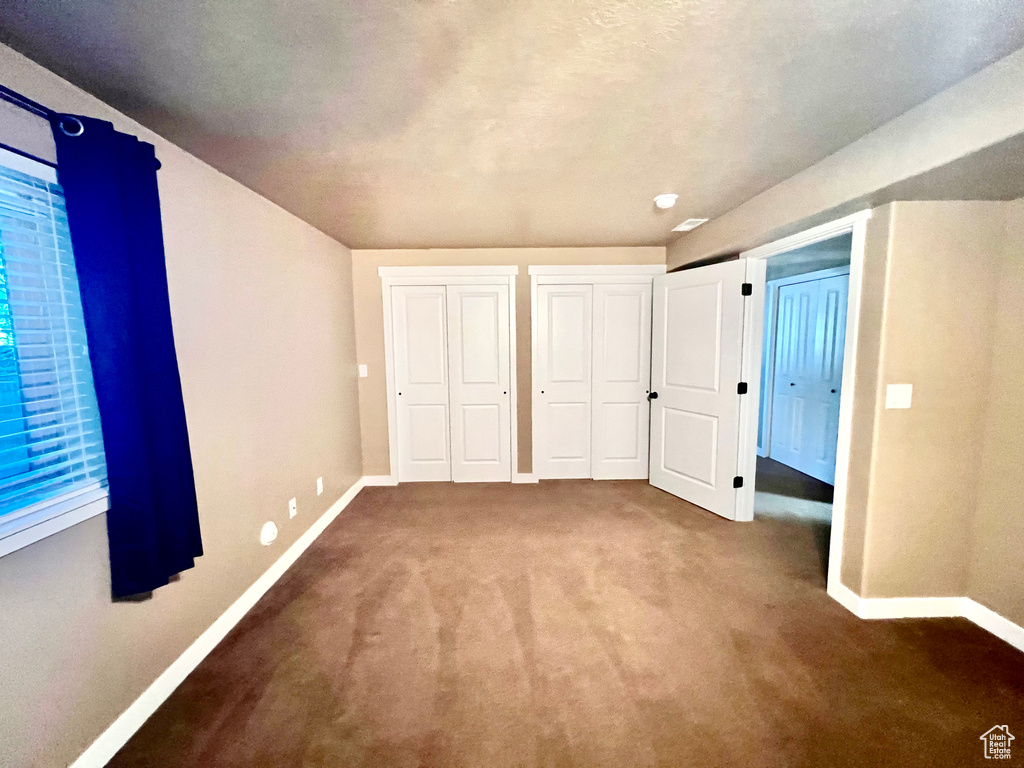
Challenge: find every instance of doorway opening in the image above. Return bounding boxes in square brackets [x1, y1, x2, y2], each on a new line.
[752, 232, 854, 578]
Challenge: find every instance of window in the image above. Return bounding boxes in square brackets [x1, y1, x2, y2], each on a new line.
[0, 148, 108, 557]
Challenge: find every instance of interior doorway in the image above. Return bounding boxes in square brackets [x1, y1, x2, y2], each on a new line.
[754, 234, 852, 534]
[747, 230, 856, 581]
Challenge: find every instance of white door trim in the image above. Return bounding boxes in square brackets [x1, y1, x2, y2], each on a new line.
[379, 265, 518, 277]
[528, 264, 666, 277]
[530, 265, 666, 480]
[738, 210, 871, 606]
[381, 266, 519, 483]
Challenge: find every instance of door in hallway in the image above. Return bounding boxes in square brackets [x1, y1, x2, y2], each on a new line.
[769, 273, 849, 484]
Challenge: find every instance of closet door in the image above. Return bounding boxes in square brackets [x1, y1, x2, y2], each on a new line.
[591, 283, 652, 479]
[392, 285, 451, 481]
[446, 284, 512, 482]
[769, 279, 818, 473]
[535, 284, 592, 479]
[802, 274, 849, 484]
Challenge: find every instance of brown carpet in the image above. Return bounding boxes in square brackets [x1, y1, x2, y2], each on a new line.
[109, 481, 1023, 768]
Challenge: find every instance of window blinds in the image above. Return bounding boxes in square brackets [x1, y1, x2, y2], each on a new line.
[0, 161, 107, 529]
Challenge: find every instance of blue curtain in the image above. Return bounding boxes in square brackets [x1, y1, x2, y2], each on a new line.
[51, 116, 202, 598]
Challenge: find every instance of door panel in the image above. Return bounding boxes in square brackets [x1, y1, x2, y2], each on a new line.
[392, 285, 451, 481]
[591, 283, 652, 479]
[649, 261, 746, 518]
[803, 275, 848, 483]
[768, 273, 848, 484]
[769, 279, 818, 470]
[447, 284, 511, 482]
[535, 285, 592, 478]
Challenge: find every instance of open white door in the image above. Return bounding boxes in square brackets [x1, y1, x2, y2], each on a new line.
[649, 261, 748, 519]
[446, 284, 512, 482]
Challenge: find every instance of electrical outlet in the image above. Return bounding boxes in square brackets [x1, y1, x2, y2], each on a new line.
[358, 364, 368, 378]
[317, 476, 324, 495]
[288, 497, 297, 518]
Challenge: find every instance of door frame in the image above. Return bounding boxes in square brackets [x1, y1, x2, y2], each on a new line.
[737, 210, 872, 601]
[529, 265, 666, 480]
[759, 265, 852, 459]
[380, 266, 519, 483]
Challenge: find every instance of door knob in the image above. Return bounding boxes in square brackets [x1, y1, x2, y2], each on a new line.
[648, 392, 659, 400]
[789, 382, 795, 386]
[831, 389, 836, 393]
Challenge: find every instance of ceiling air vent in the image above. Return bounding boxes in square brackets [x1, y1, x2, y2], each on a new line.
[672, 218, 709, 232]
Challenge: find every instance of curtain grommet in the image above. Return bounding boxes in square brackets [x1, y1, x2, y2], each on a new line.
[57, 116, 85, 137]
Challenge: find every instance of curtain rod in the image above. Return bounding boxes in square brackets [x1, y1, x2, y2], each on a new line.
[0, 83, 56, 121]
[0, 81, 89, 171]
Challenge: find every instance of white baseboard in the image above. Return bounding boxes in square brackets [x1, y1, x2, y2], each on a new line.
[962, 599, 1024, 653]
[829, 583, 1024, 654]
[512, 473, 538, 484]
[362, 475, 398, 486]
[70, 476, 369, 768]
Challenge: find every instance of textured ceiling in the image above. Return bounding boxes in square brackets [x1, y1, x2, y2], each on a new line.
[2, 1, 1023, 249]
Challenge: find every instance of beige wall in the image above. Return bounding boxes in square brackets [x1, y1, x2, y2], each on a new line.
[970, 199, 1024, 625]
[352, 248, 665, 476]
[839, 200, 1024, 608]
[666, 48, 1024, 270]
[847, 202, 1004, 598]
[0, 46, 362, 768]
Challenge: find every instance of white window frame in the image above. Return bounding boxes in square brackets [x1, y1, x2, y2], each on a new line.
[0, 146, 110, 558]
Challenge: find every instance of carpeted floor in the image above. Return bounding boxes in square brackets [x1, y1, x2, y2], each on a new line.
[109, 481, 1023, 768]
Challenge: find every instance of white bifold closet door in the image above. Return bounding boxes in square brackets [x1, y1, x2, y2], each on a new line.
[534, 284, 593, 479]
[534, 281, 652, 479]
[392, 285, 452, 482]
[770, 273, 848, 484]
[591, 283, 653, 479]
[446, 284, 512, 482]
[392, 283, 511, 483]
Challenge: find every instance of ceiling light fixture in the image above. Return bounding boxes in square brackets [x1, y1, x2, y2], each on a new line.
[672, 218, 709, 232]
[653, 194, 678, 210]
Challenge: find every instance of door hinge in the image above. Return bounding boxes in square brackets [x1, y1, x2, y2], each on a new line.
[741, 282, 753, 296]
[737, 381, 748, 395]
[733, 476, 744, 489]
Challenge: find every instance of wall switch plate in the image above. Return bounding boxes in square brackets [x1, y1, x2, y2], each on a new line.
[885, 383, 913, 409]
[358, 364, 368, 378]
[317, 477, 324, 495]
[288, 498, 297, 518]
